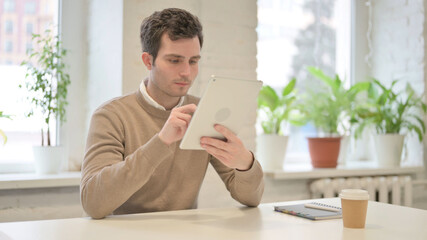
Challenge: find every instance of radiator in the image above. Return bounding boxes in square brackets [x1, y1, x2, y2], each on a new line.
[309, 176, 413, 207]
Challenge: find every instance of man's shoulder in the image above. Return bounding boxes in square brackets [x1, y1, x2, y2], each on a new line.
[95, 91, 138, 114]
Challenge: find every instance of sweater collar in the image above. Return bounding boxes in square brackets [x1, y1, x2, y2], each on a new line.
[139, 79, 185, 111]
[135, 88, 194, 119]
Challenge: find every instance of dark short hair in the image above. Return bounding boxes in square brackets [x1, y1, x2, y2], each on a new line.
[140, 8, 203, 63]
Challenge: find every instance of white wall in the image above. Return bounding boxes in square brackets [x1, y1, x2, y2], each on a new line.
[87, 0, 124, 119]
[363, 0, 427, 209]
[60, 0, 88, 171]
[370, 0, 424, 89]
[0, 187, 81, 222]
[367, 0, 425, 167]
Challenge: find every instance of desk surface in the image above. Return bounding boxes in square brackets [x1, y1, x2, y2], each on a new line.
[0, 198, 426, 240]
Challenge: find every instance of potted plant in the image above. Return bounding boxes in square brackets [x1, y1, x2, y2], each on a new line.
[298, 67, 369, 168]
[256, 78, 300, 170]
[20, 29, 70, 174]
[351, 79, 426, 167]
[0, 111, 12, 145]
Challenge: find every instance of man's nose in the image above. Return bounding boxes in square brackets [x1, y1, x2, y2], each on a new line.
[180, 62, 191, 77]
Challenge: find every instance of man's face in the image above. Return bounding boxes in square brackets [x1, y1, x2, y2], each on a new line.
[145, 33, 201, 103]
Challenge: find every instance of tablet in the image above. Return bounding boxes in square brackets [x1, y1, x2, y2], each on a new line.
[179, 76, 263, 150]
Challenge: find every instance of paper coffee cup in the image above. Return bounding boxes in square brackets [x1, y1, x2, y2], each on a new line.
[339, 189, 369, 228]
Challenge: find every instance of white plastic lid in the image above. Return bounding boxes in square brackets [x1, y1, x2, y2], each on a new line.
[339, 189, 369, 200]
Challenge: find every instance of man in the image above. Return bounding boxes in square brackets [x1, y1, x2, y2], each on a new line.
[80, 8, 264, 219]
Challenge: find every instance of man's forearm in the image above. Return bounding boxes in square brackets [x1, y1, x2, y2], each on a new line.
[81, 134, 174, 218]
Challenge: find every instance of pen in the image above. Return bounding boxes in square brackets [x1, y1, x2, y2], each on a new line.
[304, 203, 341, 212]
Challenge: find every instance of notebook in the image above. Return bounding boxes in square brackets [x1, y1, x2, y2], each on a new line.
[274, 202, 342, 220]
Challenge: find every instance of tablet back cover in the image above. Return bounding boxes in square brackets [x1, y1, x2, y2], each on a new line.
[180, 76, 262, 150]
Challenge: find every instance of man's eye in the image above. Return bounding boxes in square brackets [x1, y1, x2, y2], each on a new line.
[169, 59, 180, 63]
[190, 60, 199, 65]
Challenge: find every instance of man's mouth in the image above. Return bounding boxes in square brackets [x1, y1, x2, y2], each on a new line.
[175, 82, 190, 86]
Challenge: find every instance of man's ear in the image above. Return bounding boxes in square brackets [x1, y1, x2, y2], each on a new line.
[141, 52, 154, 70]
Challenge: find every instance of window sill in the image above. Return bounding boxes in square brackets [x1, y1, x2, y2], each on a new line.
[0, 171, 81, 190]
[0, 162, 424, 189]
[264, 161, 425, 180]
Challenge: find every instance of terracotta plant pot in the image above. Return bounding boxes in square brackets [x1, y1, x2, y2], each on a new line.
[307, 137, 341, 168]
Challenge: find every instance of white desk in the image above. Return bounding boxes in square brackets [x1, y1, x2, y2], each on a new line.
[0, 198, 425, 240]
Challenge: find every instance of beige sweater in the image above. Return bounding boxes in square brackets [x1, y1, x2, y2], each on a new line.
[80, 90, 264, 219]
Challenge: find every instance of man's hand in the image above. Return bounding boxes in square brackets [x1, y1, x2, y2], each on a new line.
[159, 104, 197, 145]
[200, 124, 254, 171]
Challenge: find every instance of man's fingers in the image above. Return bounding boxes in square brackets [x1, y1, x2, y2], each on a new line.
[213, 124, 238, 142]
[201, 144, 231, 162]
[175, 104, 197, 114]
[158, 105, 197, 145]
[173, 112, 192, 125]
[200, 137, 228, 150]
[169, 116, 187, 127]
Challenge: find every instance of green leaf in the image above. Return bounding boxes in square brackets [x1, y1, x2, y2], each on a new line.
[422, 102, 427, 112]
[258, 85, 279, 111]
[356, 79, 427, 140]
[20, 27, 71, 144]
[301, 67, 372, 135]
[307, 66, 336, 90]
[408, 125, 424, 142]
[348, 82, 370, 99]
[261, 121, 273, 134]
[411, 115, 426, 134]
[282, 78, 296, 96]
[373, 79, 387, 92]
[257, 77, 300, 134]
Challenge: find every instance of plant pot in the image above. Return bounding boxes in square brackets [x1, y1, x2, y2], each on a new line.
[33, 146, 64, 174]
[256, 134, 289, 170]
[307, 137, 341, 168]
[372, 134, 405, 167]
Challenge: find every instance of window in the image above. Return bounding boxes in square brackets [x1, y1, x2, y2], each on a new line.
[26, 22, 33, 35]
[4, 40, 13, 52]
[256, 0, 351, 161]
[5, 20, 13, 34]
[3, 0, 15, 13]
[0, 0, 58, 173]
[24, 1, 36, 14]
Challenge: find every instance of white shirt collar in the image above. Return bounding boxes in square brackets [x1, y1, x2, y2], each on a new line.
[139, 79, 185, 110]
